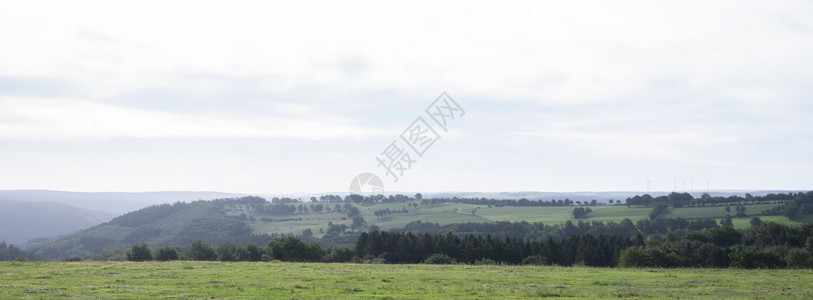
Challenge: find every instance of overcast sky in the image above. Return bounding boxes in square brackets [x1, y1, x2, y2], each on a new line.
[1, 1, 812, 194]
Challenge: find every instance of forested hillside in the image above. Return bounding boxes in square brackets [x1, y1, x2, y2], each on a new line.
[26, 197, 271, 260]
[22, 192, 813, 261]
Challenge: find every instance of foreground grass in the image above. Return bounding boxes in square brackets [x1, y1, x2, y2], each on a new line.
[1, 262, 811, 299]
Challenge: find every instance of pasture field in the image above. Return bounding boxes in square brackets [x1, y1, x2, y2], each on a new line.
[361, 203, 803, 230]
[1, 261, 811, 299]
[233, 201, 803, 237]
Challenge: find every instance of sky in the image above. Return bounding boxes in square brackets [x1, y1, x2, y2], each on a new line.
[1, 0, 812, 194]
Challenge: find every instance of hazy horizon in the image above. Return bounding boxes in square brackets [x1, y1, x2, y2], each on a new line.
[1, 188, 807, 198]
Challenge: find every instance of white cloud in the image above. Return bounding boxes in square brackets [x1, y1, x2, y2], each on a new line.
[0, 97, 389, 140]
[2, 1, 808, 102]
[1, 1, 812, 192]
[518, 128, 741, 166]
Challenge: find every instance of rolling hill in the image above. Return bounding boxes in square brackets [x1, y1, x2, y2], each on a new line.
[25, 191, 806, 261]
[25, 197, 270, 260]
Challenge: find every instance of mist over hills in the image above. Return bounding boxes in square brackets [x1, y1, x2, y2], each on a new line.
[2, 189, 797, 217]
[423, 190, 803, 202]
[0, 190, 248, 215]
[0, 190, 247, 245]
[0, 199, 112, 245]
[269, 190, 801, 203]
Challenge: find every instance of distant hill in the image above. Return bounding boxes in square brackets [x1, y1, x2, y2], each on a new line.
[25, 197, 271, 260]
[0, 190, 247, 216]
[0, 199, 113, 245]
[22, 191, 808, 261]
[423, 190, 803, 203]
[262, 190, 803, 204]
[3, 189, 794, 216]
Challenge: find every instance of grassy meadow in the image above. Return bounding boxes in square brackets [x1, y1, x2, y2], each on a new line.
[1, 261, 811, 299]
[235, 201, 804, 237]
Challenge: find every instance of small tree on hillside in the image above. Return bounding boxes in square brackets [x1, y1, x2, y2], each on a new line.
[351, 216, 366, 229]
[245, 243, 263, 262]
[735, 205, 747, 217]
[572, 207, 592, 219]
[216, 244, 240, 262]
[720, 216, 734, 228]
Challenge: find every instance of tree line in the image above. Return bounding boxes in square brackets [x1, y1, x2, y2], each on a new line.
[763, 192, 813, 219]
[420, 197, 582, 207]
[619, 221, 813, 268]
[254, 192, 605, 208]
[625, 192, 805, 208]
[391, 217, 720, 242]
[125, 237, 328, 263]
[118, 219, 813, 269]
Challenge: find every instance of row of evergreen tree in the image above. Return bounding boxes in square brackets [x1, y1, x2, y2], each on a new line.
[119, 220, 813, 268]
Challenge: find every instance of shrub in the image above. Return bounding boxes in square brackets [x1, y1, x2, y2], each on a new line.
[245, 243, 263, 262]
[323, 246, 355, 263]
[522, 255, 547, 266]
[424, 253, 456, 264]
[216, 244, 242, 262]
[618, 247, 648, 268]
[730, 248, 785, 269]
[708, 226, 742, 247]
[785, 248, 813, 269]
[155, 246, 179, 261]
[265, 236, 325, 262]
[618, 246, 684, 268]
[362, 254, 385, 264]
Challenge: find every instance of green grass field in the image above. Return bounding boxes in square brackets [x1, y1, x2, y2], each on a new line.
[1, 261, 811, 299]
[234, 202, 805, 236]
